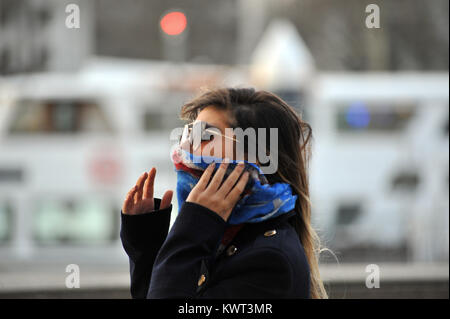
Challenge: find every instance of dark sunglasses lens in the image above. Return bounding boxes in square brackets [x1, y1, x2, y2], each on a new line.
[181, 122, 216, 148]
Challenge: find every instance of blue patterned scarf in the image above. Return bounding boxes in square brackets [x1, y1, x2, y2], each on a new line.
[172, 147, 298, 225]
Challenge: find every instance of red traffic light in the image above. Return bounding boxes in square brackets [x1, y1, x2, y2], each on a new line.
[160, 11, 187, 36]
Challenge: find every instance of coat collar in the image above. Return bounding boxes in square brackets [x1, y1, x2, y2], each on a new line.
[215, 210, 298, 258]
[235, 209, 297, 241]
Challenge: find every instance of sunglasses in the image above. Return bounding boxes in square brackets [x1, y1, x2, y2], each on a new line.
[179, 121, 239, 151]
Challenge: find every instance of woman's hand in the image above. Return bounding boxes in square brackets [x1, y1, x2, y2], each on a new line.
[122, 168, 173, 215]
[186, 161, 249, 222]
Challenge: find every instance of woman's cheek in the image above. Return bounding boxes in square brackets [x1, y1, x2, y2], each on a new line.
[194, 137, 231, 159]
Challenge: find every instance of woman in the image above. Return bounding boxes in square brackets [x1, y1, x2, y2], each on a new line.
[120, 88, 328, 299]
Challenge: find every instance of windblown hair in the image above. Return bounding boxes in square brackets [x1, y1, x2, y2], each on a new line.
[180, 87, 328, 299]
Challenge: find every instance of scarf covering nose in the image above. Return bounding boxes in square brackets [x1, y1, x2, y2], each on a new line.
[172, 147, 298, 225]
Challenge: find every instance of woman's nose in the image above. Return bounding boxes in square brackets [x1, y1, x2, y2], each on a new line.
[180, 138, 206, 155]
[180, 139, 190, 151]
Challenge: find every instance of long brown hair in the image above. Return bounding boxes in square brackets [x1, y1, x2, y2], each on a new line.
[180, 87, 328, 299]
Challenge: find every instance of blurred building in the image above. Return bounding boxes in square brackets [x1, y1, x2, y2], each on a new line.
[0, 0, 94, 74]
[1, 0, 448, 74]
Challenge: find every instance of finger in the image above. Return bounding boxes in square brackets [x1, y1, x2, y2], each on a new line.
[207, 160, 229, 192]
[143, 168, 156, 199]
[126, 185, 137, 197]
[225, 171, 249, 203]
[135, 172, 148, 201]
[160, 190, 173, 209]
[218, 162, 245, 196]
[123, 186, 137, 214]
[196, 162, 215, 190]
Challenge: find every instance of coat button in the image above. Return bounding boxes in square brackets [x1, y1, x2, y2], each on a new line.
[226, 245, 238, 256]
[197, 274, 206, 287]
[264, 229, 277, 237]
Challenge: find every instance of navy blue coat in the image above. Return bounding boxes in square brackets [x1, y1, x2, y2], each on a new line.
[120, 198, 311, 299]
